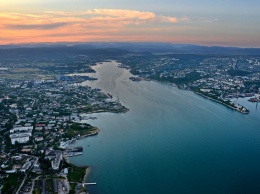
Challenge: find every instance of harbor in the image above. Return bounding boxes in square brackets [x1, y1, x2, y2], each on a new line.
[63, 146, 83, 157]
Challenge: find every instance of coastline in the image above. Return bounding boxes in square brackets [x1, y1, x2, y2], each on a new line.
[128, 76, 249, 114]
[84, 167, 91, 183]
[79, 127, 100, 139]
[84, 167, 91, 193]
[86, 108, 129, 114]
[64, 127, 99, 191]
[193, 90, 249, 114]
[124, 68, 249, 115]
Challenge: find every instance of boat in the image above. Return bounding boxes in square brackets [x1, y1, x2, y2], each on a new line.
[73, 152, 82, 156]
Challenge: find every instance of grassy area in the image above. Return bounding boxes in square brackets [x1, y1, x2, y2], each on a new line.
[1, 68, 54, 81]
[67, 166, 87, 183]
[33, 188, 41, 194]
[1, 173, 24, 194]
[65, 123, 98, 138]
[67, 166, 87, 191]
[45, 179, 55, 193]
[32, 180, 41, 194]
[1, 73, 53, 81]
[11, 68, 42, 73]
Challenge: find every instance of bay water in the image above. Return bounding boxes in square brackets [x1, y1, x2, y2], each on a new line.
[70, 61, 260, 194]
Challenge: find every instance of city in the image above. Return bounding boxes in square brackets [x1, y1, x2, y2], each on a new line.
[1, 45, 260, 193]
[0, 49, 128, 193]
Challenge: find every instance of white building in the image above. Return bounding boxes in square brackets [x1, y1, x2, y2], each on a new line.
[45, 150, 62, 170]
[52, 152, 62, 170]
[20, 161, 32, 172]
[5, 169, 17, 174]
[35, 137, 43, 142]
[10, 126, 33, 144]
[10, 133, 31, 144]
[34, 79, 45, 84]
[10, 126, 33, 133]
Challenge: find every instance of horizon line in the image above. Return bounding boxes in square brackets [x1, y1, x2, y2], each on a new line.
[1, 41, 260, 49]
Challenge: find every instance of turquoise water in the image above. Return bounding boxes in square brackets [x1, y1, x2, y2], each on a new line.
[70, 61, 260, 194]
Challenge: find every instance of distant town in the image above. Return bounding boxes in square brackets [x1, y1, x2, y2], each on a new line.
[0, 44, 260, 193]
[119, 54, 260, 113]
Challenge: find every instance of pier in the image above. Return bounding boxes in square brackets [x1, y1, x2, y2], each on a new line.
[69, 182, 97, 185]
[83, 183, 97, 185]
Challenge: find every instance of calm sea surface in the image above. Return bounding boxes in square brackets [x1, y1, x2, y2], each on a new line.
[70, 61, 260, 194]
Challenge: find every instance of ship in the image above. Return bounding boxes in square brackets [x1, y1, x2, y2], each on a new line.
[73, 152, 83, 156]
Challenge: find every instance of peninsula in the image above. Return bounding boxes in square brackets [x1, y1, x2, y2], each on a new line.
[0, 48, 129, 193]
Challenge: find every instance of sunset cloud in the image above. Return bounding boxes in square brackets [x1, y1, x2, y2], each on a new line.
[0, 9, 191, 44]
[0, 0, 259, 47]
[85, 9, 156, 20]
[0, 9, 190, 44]
[4, 22, 67, 30]
[0, 9, 186, 29]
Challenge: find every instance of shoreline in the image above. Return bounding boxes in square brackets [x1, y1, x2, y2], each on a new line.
[125, 70, 249, 114]
[66, 127, 100, 149]
[84, 167, 91, 183]
[65, 132, 95, 193]
[84, 167, 91, 194]
[87, 108, 129, 114]
[80, 127, 100, 138]
[193, 90, 249, 114]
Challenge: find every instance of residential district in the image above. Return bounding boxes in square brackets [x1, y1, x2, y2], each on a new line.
[0, 68, 127, 193]
[119, 54, 260, 113]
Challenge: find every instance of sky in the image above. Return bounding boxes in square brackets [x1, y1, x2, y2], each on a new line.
[0, 0, 259, 47]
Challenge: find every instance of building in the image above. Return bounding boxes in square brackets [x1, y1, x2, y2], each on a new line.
[10, 126, 32, 144]
[20, 161, 32, 172]
[10, 126, 33, 133]
[35, 137, 43, 142]
[10, 133, 31, 144]
[5, 169, 17, 174]
[45, 150, 62, 170]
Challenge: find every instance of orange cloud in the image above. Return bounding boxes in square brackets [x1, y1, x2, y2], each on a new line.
[0, 9, 190, 44]
[162, 16, 178, 23]
[1, 9, 186, 28]
[85, 9, 156, 20]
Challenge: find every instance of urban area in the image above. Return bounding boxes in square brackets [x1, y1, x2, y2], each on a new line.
[0, 46, 260, 193]
[0, 48, 128, 194]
